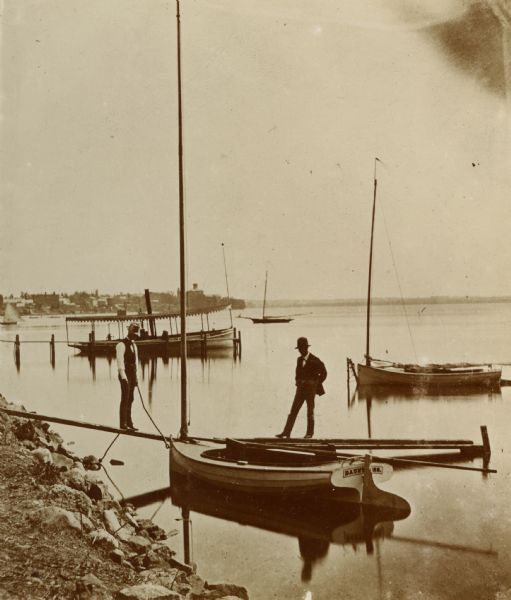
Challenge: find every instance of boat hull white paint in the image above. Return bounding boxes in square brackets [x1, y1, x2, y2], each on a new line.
[170, 439, 392, 496]
[357, 363, 501, 389]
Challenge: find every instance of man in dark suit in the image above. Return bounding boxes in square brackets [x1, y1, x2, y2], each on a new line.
[276, 337, 327, 439]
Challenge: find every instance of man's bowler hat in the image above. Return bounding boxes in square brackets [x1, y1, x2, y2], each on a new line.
[295, 337, 310, 349]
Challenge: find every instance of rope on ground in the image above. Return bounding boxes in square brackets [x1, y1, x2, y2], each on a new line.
[136, 386, 170, 449]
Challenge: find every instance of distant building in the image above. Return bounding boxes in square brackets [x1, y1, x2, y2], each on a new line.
[31, 293, 60, 310]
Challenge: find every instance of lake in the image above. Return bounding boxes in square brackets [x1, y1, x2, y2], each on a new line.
[1, 302, 511, 600]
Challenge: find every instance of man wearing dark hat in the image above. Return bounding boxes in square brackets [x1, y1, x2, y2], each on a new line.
[116, 322, 140, 431]
[276, 337, 327, 439]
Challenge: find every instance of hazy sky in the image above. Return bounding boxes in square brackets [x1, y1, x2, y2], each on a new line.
[1, 0, 510, 300]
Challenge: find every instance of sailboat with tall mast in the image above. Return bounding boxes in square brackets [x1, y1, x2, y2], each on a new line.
[167, 1, 409, 509]
[246, 271, 293, 324]
[354, 158, 501, 390]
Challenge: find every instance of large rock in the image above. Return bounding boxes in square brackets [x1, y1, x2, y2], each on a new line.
[83, 455, 102, 471]
[204, 583, 249, 600]
[28, 506, 93, 533]
[31, 447, 53, 465]
[137, 519, 167, 541]
[51, 451, 75, 471]
[48, 483, 92, 516]
[87, 529, 119, 551]
[186, 574, 205, 595]
[116, 584, 180, 600]
[138, 569, 181, 589]
[127, 535, 152, 553]
[63, 466, 89, 493]
[103, 509, 135, 542]
[14, 419, 49, 446]
[75, 573, 112, 599]
[85, 473, 112, 501]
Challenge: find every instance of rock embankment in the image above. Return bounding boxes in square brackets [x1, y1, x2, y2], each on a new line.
[0, 396, 248, 600]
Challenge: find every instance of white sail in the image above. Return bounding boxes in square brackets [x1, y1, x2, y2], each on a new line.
[2, 303, 18, 325]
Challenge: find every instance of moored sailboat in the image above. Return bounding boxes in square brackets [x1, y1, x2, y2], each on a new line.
[167, 2, 406, 510]
[353, 159, 501, 391]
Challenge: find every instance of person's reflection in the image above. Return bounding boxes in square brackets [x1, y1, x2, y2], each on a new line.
[298, 536, 329, 582]
[88, 354, 96, 381]
[148, 358, 157, 405]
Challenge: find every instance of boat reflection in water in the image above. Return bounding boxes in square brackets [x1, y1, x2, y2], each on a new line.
[168, 473, 410, 583]
[82, 348, 238, 385]
[355, 384, 502, 404]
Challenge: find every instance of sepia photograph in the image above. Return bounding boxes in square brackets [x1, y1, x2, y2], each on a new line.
[1, 1, 510, 598]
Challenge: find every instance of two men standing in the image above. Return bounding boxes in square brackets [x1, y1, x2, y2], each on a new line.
[276, 337, 327, 439]
[114, 327, 326, 438]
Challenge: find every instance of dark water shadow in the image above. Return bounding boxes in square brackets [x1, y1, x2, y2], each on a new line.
[125, 475, 410, 584]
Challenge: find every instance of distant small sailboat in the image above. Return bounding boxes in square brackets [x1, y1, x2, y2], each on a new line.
[243, 271, 294, 324]
[1, 303, 19, 325]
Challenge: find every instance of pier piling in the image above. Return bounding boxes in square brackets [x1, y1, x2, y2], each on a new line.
[50, 334, 56, 366]
[237, 329, 242, 358]
[200, 332, 207, 358]
[14, 335, 20, 369]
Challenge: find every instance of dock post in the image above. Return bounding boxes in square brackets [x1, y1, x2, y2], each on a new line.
[50, 334, 56, 366]
[348, 358, 358, 385]
[200, 332, 207, 358]
[14, 335, 21, 369]
[233, 327, 237, 357]
[237, 329, 242, 358]
[480, 425, 491, 457]
[346, 358, 351, 401]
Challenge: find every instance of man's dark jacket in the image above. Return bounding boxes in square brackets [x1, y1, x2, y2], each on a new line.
[295, 353, 327, 396]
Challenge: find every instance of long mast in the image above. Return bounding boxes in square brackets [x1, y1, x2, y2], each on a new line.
[262, 271, 268, 318]
[365, 159, 378, 366]
[176, 0, 188, 438]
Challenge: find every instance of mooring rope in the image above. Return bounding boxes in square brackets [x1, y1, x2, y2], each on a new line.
[99, 433, 121, 463]
[101, 464, 125, 501]
[136, 386, 170, 449]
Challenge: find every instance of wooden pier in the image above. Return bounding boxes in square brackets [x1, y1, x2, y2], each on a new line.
[0, 407, 171, 443]
[0, 407, 491, 466]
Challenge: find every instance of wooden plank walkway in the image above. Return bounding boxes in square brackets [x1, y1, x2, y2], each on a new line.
[0, 407, 490, 456]
[0, 407, 171, 443]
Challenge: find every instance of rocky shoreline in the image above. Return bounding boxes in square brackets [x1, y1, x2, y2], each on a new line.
[0, 396, 248, 600]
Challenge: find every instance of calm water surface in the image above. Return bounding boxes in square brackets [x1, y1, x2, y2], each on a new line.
[1, 303, 511, 600]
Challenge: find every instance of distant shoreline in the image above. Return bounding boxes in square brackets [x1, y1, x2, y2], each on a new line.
[245, 296, 511, 308]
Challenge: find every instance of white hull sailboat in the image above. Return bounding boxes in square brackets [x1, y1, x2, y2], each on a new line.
[354, 159, 501, 391]
[170, 438, 392, 495]
[167, 3, 406, 510]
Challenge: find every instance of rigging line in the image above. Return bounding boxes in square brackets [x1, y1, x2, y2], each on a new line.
[379, 200, 418, 362]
